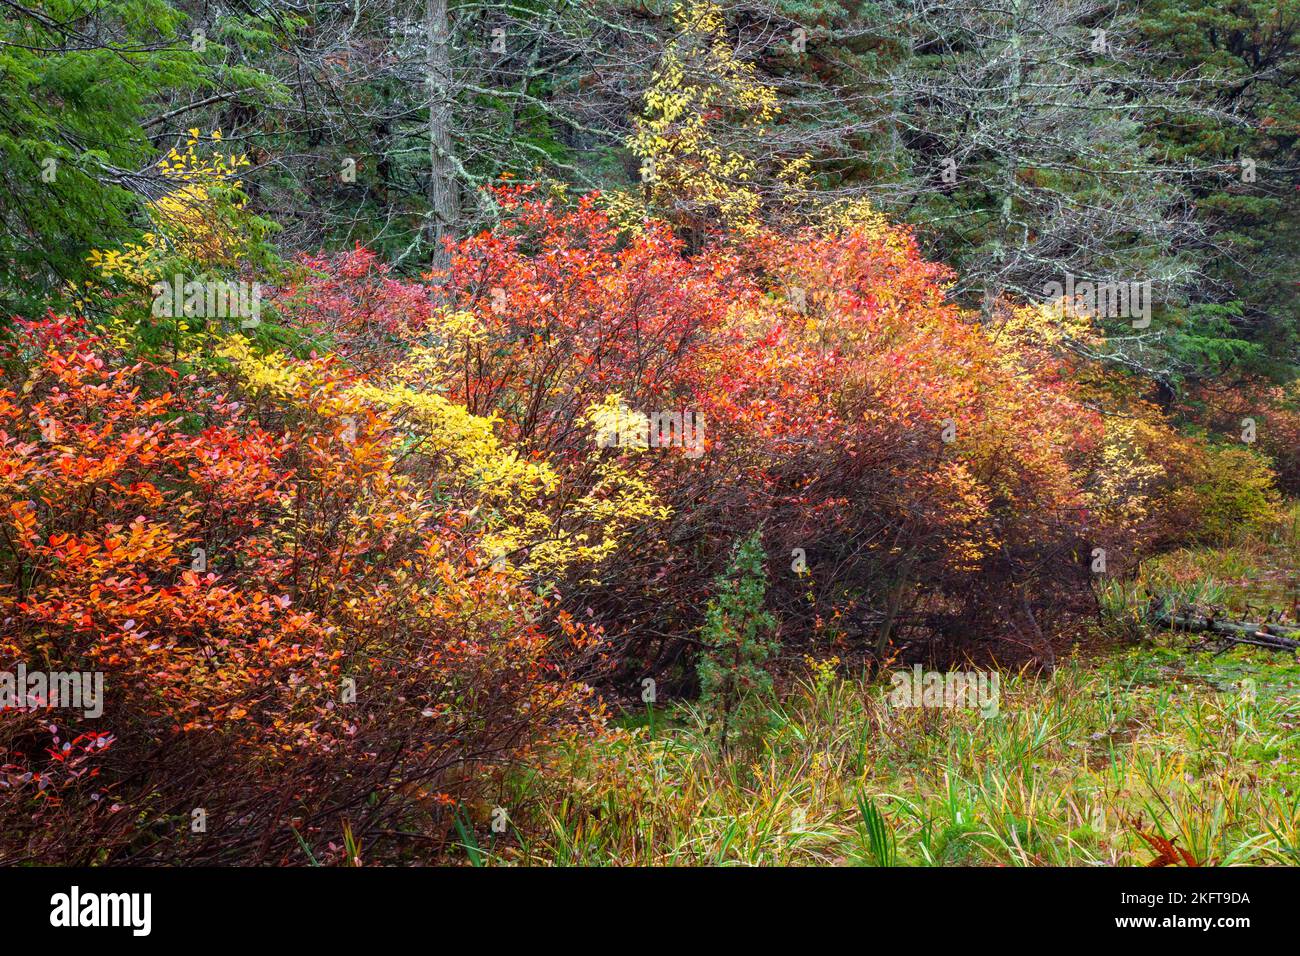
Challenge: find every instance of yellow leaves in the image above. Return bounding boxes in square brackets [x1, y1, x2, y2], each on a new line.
[610, 1, 789, 236]
[165, 130, 248, 187]
[1085, 415, 1170, 531]
[86, 242, 159, 286]
[584, 393, 651, 451]
[220, 340, 669, 586]
[82, 130, 252, 304]
[350, 381, 557, 503]
[356, 378, 670, 577]
[218, 337, 317, 398]
[1183, 444, 1282, 543]
[388, 315, 488, 381]
[431, 308, 488, 346]
[995, 301, 1101, 353]
[816, 196, 890, 240]
[921, 460, 995, 568]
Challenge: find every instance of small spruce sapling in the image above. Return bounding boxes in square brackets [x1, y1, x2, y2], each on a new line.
[698, 531, 778, 753]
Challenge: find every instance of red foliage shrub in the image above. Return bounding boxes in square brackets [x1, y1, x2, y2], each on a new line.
[0, 315, 600, 864]
[277, 190, 1136, 680]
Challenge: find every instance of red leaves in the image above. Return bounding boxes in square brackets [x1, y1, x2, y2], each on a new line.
[1, 323, 332, 744]
[1128, 817, 1212, 867]
[1, 311, 603, 862]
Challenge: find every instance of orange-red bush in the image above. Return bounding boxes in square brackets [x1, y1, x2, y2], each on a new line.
[275, 189, 1140, 676]
[0, 314, 600, 864]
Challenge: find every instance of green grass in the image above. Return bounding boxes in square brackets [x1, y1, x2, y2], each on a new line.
[460, 509, 1300, 867]
[469, 639, 1300, 866]
[1129, 500, 1300, 619]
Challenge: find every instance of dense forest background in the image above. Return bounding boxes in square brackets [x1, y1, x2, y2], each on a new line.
[5, 0, 1298, 383]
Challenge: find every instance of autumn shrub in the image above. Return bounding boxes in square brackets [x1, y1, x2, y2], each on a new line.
[1180, 445, 1282, 544]
[723, 222, 1108, 666]
[0, 314, 603, 864]
[3, 177, 1273, 865]
[74, 130, 279, 363]
[1083, 385, 1283, 550]
[1184, 378, 1300, 495]
[270, 188, 1140, 674]
[15, 179, 1265, 871]
[270, 188, 746, 687]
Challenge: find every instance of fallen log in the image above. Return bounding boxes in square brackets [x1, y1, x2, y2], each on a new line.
[1149, 607, 1300, 652]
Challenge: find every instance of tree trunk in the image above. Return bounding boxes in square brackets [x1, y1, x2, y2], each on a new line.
[985, 0, 1024, 321]
[875, 558, 914, 659]
[1149, 605, 1300, 651]
[426, 0, 459, 274]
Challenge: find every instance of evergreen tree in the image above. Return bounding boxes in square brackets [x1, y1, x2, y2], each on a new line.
[0, 0, 275, 312]
[698, 531, 779, 753]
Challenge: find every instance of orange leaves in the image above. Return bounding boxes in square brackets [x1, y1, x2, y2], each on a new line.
[1, 311, 605, 860]
[8, 500, 38, 549]
[2, 321, 328, 745]
[4, 189, 1194, 860]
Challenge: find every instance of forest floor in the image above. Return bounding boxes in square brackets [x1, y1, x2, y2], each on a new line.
[464, 509, 1300, 866]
